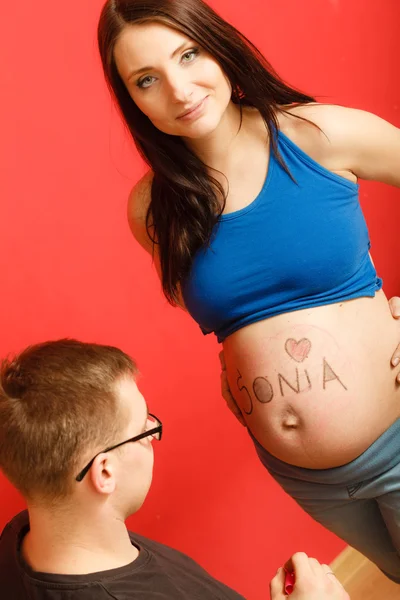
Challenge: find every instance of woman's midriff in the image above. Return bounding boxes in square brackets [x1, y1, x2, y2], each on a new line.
[222, 290, 400, 469]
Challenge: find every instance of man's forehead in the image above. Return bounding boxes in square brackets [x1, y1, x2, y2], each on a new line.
[116, 376, 147, 416]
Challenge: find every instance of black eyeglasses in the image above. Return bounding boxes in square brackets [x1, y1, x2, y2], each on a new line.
[75, 413, 162, 482]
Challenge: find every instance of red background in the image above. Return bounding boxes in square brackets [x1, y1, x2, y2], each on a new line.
[1, 1, 399, 598]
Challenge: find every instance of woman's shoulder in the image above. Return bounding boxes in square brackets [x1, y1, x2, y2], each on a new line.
[276, 102, 374, 145]
[276, 103, 362, 181]
[278, 102, 354, 128]
[128, 170, 154, 221]
[127, 170, 154, 251]
[279, 102, 400, 186]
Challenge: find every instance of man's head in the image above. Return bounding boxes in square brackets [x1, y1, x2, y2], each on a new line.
[0, 339, 156, 517]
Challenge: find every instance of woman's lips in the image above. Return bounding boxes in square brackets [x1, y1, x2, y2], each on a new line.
[177, 96, 208, 121]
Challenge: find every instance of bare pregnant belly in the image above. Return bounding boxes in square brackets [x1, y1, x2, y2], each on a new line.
[222, 290, 400, 468]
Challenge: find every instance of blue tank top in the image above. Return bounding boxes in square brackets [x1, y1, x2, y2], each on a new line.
[182, 129, 383, 343]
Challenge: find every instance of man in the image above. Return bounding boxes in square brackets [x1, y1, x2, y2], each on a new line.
[0, 339, 348, 599]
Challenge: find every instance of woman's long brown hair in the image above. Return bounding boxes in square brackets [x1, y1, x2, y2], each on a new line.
[98, 0, 315, 303]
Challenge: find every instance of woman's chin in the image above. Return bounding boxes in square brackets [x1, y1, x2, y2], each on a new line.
[179, 119, 221, 141]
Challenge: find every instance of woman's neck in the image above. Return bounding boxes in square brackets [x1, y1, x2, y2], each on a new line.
[186, 104, 269, 186]
[184, 101, 249, 169]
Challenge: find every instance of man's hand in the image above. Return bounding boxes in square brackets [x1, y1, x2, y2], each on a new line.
[219, 351, 246, 426]
[389, 297, 400, 383]
[270, 552, 350, 600]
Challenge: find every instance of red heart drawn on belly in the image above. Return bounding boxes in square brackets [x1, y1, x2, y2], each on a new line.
[285, 338, 311, 362]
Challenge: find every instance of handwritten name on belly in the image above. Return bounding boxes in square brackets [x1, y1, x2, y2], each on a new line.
[236, 338, 347, 415]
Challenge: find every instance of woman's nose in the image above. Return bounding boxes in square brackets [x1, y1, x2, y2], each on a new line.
[166, 73, 193, 104]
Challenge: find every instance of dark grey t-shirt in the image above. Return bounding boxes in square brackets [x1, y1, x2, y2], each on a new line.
[0, 511, 245, 599]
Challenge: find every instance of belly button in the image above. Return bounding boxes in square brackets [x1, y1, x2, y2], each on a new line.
[281, 410, 300, 429]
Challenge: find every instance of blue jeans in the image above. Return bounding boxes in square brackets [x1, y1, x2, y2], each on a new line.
[252, 418, 400, 582]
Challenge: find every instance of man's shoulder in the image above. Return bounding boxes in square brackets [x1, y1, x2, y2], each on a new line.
[128, 531, 195, 564]
[0, 510, 28, 552]
[1, 509, 29, 533]
[0, 511, 29, 599]
[126, 531, 245, 599]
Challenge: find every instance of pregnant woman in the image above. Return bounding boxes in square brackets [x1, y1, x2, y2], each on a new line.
[97, 0, 400, 581]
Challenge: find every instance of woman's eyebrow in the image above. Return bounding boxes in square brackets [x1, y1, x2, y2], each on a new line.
[127, 41, 190, 80]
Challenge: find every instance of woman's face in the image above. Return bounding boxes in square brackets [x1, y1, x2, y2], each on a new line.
[113, 22, 232, 139]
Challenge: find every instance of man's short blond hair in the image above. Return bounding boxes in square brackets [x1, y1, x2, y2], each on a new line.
[0, 339, 137, 502]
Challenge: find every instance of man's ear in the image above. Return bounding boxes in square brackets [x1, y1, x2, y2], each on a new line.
[89, 454, 117, 495]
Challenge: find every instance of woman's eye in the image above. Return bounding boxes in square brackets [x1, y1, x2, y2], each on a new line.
[181, 48, 199, 63]
[137, 75, 155, 89]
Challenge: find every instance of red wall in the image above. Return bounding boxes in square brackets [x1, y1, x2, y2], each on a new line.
[1, 1, 399, 598]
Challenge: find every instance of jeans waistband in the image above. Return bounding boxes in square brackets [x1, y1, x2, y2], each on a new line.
[251, 417, 400, 485]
